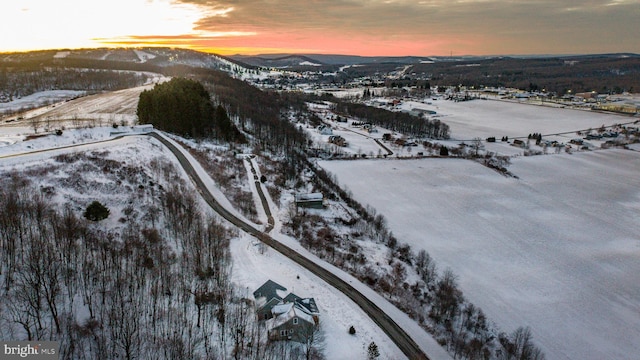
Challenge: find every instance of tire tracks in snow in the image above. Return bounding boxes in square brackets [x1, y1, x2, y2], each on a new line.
[244, 156, 275, 233]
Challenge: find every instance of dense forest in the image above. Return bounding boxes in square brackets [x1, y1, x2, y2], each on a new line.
[189, 68, 309, 158]
[137, 77, 245, 142]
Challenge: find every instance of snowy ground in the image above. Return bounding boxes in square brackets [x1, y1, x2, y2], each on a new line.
[0, 90, 86, 114]
[319, 149, 640, 360]
[0, 78, 172, 151]
[5, 83, 639, 359]
[305, 102, 405, 157]
[240, 154, 451, 359]
[0, 84, 446, 359]
[305, 97, 640, 159]
[0, 125, 415, 360]
[230, 234, 406, 359]
[0, 76, 167, 130]
[0, 126, 120, 156]
[398, 98, 635, 142]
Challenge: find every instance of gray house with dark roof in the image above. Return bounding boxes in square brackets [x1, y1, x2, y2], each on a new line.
[283, 293, 301, 303]
[253, 280, 320, 343]
[253, 279, 287, 301]
[253, 280, 288, 320]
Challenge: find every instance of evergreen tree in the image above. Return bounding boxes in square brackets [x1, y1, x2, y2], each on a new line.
[367, 342, 380, 360]
[83, 201, 110, 221]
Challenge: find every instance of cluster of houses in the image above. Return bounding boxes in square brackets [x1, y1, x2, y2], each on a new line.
[505, 125, 639, 151]
[253, 280, 320, 342]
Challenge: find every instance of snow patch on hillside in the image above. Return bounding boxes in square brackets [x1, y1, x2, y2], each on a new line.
[299, 61, 321, 67]
[134, 49, 157, 63]
[54, 51, 70, 59]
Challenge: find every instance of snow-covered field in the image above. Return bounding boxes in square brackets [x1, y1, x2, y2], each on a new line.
[320, 148, 640, 359]
[1, 76, 167, 129]
[305, 97, 640, 160]
[0, 126, 118, 155]
[0, 90, 86, 114]
[398, 98, 634, 141]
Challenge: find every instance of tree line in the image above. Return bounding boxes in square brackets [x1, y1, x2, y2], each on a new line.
[188, 68, 309, 159]
[0, 53, 161, 110]
[0, 68, 150, 105]
[334, 100, 450, 139]
[414, 55, 640, 95]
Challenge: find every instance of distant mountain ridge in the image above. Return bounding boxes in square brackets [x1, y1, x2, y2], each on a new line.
[231, 52, 640, 67]
[231, 54, 452, 67]
[1, 48, 638, 95]
[0, 48, 247, 73]
[1, 47, 637, 69]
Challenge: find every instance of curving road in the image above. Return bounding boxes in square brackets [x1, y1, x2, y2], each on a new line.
[148, 132, 431, 360]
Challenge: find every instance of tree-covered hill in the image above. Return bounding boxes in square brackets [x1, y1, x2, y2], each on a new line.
[137, 77, 245, 142]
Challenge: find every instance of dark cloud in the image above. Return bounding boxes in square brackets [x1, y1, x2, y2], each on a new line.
[173, 0, 640, 54]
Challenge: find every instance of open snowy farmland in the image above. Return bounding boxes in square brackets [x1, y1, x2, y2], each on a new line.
[400, 98, 633, 142]
[319, 100, 640, 359]
[0, 90, 86, 114]
[1, 76, 167, 130]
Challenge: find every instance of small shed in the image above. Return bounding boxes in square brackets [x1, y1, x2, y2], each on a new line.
[295, 193, 323, 209]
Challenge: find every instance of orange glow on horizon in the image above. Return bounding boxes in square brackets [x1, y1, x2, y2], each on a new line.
[91, 27, 461, 57]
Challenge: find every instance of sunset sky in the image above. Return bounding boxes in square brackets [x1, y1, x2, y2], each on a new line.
[1, 0, 639, 56]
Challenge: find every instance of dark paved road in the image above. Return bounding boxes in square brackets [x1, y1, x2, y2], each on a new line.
[148, 132, 430, 360]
